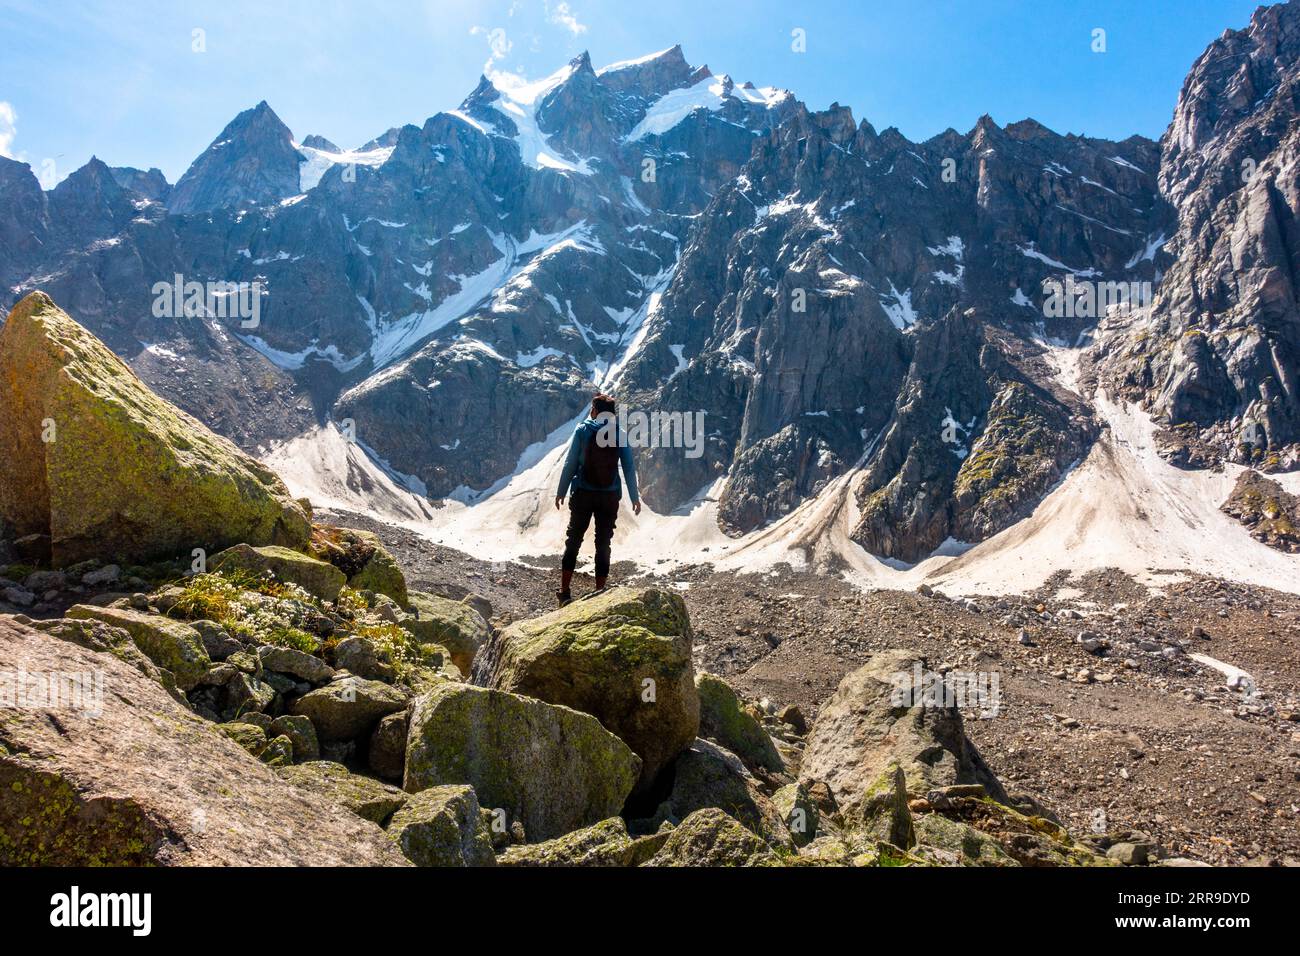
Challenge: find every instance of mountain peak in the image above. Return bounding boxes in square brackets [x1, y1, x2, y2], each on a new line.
[167, 100, 302, 214]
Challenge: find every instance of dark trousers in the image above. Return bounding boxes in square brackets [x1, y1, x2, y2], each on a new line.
[561, 488, 620, 578]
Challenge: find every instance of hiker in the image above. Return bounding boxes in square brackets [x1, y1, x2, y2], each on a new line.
[554, 393, 641, 605]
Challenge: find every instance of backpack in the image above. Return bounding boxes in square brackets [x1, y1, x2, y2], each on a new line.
[582, 424, 621, 488]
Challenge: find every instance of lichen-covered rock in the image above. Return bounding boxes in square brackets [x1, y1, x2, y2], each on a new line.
[290, 674, 408, 741]
[30, 616, 175, 694]
[211, 544, 346, 601]
[0, 616, 406, 865]
[0, 292, 310, 566]
[218, 721, 270, 757]
[404, 682, 641, 842]
[912, 814, 1019, 866]
[191, 619, 243, 661]
[799, 649, 1007, 811]
[772, 782, 819, 847]
[853, 764, 915, 849]
[334, 636, 394, 682]
[404, 590, 489, 675]
[310, 526, 409, 605]
[368, 710, 409, 782]
[479, 587, 698, 790]
[387, 785, 495, 867]
[65, 604, 210, 691]
[644, 809, 782, 867]
[656, 739, 794, 850]
[277, 761, 408, 825]
[270, 714, 319, 762]
[344, 532, 407, 605]
[258, 644, 334, 684]
[499, 817, 667, 867]
[695, 672, 784, 774]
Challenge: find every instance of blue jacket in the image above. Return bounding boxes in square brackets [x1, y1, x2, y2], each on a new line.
[556, 417, 640, 503]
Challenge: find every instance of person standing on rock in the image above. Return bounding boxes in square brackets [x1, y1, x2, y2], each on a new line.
[554, 393, 641, 605]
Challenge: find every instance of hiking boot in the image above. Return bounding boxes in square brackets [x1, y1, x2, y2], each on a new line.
[555, 590, 572, 607]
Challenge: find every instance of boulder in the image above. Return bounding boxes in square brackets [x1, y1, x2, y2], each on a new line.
[404, 682, 641, 842]
[912, 815, 1018, 867]
[30, 616, 175, 693]
[216, 722, 292, 766]
[695, 672, 784, 774]
[290, 674, 408, 742]
[499, 817, 667, 867]
[258, 644, 334, 684]
[386, 785, 496, 867]
[310, 526, 408, 605]
[277, 761, 408, 824]
[269, 714, 319, 762]
[191, 619, 243, 661]
[0, 616, 406, 865]
[0, 292, 310, 566]
[404, 589, 489, 675]
[334, 636, 394, 682]
[772, 783, 819, 847]
[368, 710, 409, 781]
[656, 739, 794, 850]
[65, 604, 210, 691]
[479, 587, 698, 790]
[799, 649, 1007, 811]
[211, 544, 346, 602]
[853, 764, 915, 848]
[645, 809, 781, 867]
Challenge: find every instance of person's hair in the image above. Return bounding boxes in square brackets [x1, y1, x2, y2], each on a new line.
[591, 393, 616, 416]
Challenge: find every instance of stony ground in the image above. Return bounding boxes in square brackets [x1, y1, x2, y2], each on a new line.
[303, 510, 1300, 864]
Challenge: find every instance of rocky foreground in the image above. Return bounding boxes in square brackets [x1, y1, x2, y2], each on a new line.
[0, 291, 1197, 868]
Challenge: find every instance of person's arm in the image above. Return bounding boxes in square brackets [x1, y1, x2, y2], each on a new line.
[555, 428, 582, 504]
[620, 442, 640, 506]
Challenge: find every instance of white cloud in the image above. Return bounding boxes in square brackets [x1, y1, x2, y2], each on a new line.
[470, 25, 513, 70]
[546, 1, 587, 35]
[0, 102, 16, 159]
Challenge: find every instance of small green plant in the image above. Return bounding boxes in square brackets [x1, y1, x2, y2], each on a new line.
[170, 573, 244, 623]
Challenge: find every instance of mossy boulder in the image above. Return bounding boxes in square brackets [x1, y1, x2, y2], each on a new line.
[912, 814, 1019, 866]
[479, 587, 698, 791]
[404, 682, 641, 842]
[211, 544, 346, 601]
[656, 739, 794, 850]
[645, 809, 782, 867]
[386, 785, 496, 866]
[66, 604, 210, 691]
[695, 672, 784, 774]
[799, 649, 1007, 812]
[0, 292, 310, 567]
[258, 644, 334, 684]
[499, 817, 668, 867]
[30, 616, 175, 694]
[404, 590, 489, 675]
[269, 714, 319, 762]
[852, 764, 915, 849]
[277, 761, 408, 825]
[215, 722, 293, 767]
[0, 615, 408, 865]
[290, 674, 408, 742]
[772, 783, 819, 847]
[368, 711, 409, 782]
[310, 526, 409, 605]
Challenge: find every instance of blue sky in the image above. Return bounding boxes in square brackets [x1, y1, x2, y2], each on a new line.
[0, 0, 1263, 185]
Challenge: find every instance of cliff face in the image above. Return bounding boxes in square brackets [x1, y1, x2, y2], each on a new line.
[1099, 0, 1300, 472]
